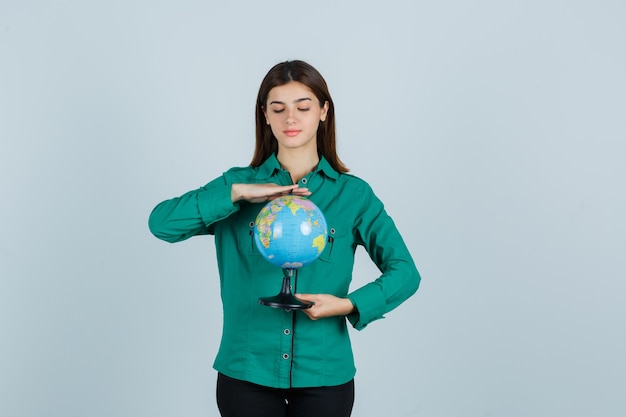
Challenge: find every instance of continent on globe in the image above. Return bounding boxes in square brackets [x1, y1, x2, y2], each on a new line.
[253, 196, 328, 270]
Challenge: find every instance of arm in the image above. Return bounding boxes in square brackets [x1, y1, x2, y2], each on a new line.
[231, 183, 310, 203]
[345, 184, 421, 330]
[148, 176, 237, 243]
[294, 294, 356, 320]
[149, 176, 311, 243]
[298, 182, 420, 326]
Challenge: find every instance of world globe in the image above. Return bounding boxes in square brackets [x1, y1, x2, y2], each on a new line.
[254, 195, 328, 270]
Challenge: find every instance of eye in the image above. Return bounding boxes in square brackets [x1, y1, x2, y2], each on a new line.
[272, 109, 285, 114]
[298, 108, 310, 112]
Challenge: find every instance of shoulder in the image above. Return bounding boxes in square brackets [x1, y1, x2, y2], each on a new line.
[332, 173, 384, 210]
[336, 172, 375, 195]
[222, 165, 258, 182]
[224, 165, 254, 175]
[198, 165, 256, 190]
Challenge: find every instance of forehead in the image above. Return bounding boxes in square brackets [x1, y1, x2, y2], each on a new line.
[267, 81, 316, 104]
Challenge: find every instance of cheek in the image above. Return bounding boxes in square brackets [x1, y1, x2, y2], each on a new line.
[267, 119, 283, 135]
[267, 112, 284, 124]
[267, 117, 281, 129]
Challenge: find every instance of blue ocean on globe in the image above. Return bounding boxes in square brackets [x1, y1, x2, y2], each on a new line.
[253, 196, 328, 270]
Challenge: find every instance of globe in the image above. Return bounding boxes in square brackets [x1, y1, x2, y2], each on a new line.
[254, 195, 328, 270]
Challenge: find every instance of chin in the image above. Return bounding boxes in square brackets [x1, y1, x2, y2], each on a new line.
[278, 139, 306, 149]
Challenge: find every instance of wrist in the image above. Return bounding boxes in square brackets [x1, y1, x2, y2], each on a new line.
[342, 297, 356, 315]
[231, 184, 242, 203]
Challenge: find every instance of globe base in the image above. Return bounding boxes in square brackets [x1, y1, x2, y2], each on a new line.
[258, 274, 313, 310]
[258, 294, 313, 310]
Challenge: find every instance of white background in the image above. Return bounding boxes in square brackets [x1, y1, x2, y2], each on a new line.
[1, 1, 625, 416]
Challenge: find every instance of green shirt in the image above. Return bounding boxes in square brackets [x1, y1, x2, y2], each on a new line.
[148, 154, 420, 389]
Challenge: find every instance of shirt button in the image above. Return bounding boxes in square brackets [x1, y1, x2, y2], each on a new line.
[330, 227, 336, 235]
[282, 353, 290, 360]
[301, 178, 308, 184]
[283, 329, 291, 335]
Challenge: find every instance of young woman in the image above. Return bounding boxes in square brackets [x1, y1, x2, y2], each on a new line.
[148, 60, 421, 417]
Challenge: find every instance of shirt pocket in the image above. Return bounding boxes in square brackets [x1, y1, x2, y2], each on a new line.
[236, 205, 264, 256]
[319, 220, 353, 263]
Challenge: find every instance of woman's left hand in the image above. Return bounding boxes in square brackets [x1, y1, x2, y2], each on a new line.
[295, 293, 355, 320]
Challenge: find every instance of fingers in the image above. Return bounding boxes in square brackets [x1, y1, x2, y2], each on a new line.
[295, 293, 316, 303]
[233, 183, 312, 203]
[279, 184, 300, 193]
[295, 293, 317, 319]
[267, 185, 311, 200]
[275, 184, 310, 195]
[295, 294, 355, 320]
[296, 294, 330, 320]
[290, 187, 312, 196]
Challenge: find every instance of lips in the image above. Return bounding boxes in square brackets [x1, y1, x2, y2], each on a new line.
[284, 130, 301, 137]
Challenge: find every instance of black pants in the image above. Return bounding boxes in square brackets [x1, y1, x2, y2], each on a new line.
[216, 373, 355, 417]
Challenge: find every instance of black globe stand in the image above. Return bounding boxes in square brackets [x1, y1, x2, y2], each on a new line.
[259, 268, 313, 310]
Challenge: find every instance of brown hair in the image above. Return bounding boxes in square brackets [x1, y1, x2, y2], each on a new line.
[251, 60, 348, 173]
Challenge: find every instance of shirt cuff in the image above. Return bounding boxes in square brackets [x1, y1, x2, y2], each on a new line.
[346, 283, 386, 330]
[197, 183, 239, 228]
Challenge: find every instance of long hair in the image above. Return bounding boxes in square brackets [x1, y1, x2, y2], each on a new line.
[251, 60, 348, 173]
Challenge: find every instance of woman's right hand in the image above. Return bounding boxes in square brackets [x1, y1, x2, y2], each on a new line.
[231, 183, 311, 203]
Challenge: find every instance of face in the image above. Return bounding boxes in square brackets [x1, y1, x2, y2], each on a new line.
[263, 81, 329, 153]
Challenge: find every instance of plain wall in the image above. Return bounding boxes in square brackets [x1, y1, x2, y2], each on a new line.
[1, 1, 624, 416]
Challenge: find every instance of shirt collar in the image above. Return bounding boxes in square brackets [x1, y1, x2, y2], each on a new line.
[315, 155, 340, 180]
[254, 153, 282, 180]
[254, 153, 340, 180]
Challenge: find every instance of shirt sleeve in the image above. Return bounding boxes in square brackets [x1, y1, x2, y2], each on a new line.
[148, 175, 239, 243]
[346, 182, 421, 330]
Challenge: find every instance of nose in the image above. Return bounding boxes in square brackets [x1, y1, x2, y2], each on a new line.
[285, 108, 296, 124]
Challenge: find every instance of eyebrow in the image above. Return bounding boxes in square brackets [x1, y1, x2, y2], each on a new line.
[268, 98, 313, 105]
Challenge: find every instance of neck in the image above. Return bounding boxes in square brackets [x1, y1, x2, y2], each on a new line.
[277, 148, 320, 184]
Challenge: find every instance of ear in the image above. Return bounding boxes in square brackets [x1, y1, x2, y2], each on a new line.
[262, 106, 270, 125]
[320, 101, 329, 122]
